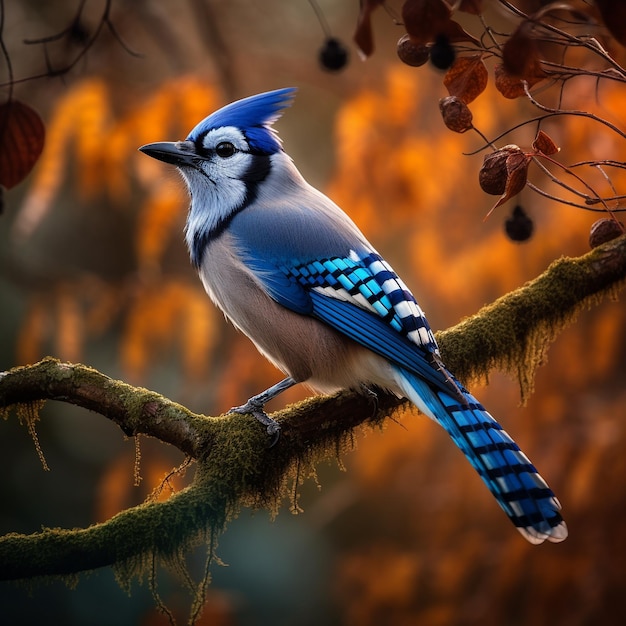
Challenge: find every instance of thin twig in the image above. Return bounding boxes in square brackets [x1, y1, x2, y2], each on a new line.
[1, 0, 139, 88]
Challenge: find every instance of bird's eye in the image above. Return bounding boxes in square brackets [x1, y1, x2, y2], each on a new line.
[215, 142, 236, 158]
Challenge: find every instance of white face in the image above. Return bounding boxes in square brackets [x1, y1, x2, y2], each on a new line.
[180, 125, 271, 264]
[182, 126, 251, 212]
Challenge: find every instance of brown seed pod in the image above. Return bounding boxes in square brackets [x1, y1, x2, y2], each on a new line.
[589, 217, 625, 248]
[479, 145, 529, 200]
[439, 96, 473, 133]
[397, 34, 430, 67]
[479, 150, 509, 196]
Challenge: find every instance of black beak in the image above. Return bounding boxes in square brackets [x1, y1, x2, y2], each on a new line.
[138, 141, 197, 167]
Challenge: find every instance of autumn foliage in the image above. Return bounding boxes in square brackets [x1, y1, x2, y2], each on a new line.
[357, 0, 626, 231]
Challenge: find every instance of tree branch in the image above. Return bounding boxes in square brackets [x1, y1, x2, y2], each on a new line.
[0, 234, 625, 582]
[437, 233, 626, 399]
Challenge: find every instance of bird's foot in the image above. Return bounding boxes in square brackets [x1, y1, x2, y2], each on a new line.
[229, 401, 281, 447]
[228, 377, 296, 446]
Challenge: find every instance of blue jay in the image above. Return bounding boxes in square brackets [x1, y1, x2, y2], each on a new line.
[139, 88, 567, 544]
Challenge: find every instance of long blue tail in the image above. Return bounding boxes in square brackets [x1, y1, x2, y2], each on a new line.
[394, 368, 567, 544]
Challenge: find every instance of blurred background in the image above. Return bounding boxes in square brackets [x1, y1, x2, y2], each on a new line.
[1, 1, 625, 624]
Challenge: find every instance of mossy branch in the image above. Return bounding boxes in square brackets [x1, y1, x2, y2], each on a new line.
[438, 233, 626, 400]
[0, 234, 625, 584]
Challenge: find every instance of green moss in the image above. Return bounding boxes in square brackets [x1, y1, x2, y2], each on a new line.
[438, 253, 623, 403]
[5, 401, 49, 470]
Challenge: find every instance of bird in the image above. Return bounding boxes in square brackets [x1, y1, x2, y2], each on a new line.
[139, 87, 568, 545]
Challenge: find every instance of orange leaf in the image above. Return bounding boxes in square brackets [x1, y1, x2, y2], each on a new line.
[0, 101, 45, 189]
[443, 55, 488, 104]
[136, 186, 184, 271]
[532, 130, 559, 156]
[14, 79, 108, 239]
[494, 63, 543, 99]
[181, 288, 215, 379]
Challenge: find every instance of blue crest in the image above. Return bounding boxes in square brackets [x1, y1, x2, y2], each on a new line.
[186, 87, 297, 154]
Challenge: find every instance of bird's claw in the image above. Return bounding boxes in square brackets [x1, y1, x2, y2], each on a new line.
[264, 420, 282, 448]
[228, 402, 281, 447]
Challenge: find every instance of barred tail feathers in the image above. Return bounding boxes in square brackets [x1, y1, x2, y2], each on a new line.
[393, 368, 568, 544]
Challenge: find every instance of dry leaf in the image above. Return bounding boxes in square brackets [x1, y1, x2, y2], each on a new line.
[354, 0, 384, 57]
[502, 22, 547, 80]
[499, 149, 531, 204]
[532, 130, 559, 156]
[402, 0, 451, 44]
[443, 55, 488, 104]
[494, 63, 544, 99]
[0, 100, 45, 189]
[402, 0, 480, 46]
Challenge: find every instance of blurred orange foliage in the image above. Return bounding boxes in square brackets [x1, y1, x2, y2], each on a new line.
[121, 280, 215, 382]
[15, 77, 221, 385]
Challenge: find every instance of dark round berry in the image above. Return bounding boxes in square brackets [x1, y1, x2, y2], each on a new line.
[69, 19, 90, 46]
[430, 33, 455, 70]
[319, 37, 349, 72]
[505, 205, 534, 242]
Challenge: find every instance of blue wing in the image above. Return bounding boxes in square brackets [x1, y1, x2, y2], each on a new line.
[308, 290, 451, 392]
[244, 245, 456, 394]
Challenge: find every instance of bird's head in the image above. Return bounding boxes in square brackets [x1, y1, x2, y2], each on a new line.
[139, 87, 296, 265]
